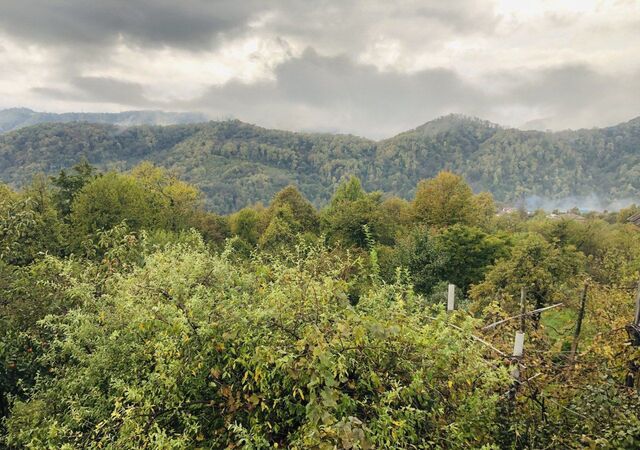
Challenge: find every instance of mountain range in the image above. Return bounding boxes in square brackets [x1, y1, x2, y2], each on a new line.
[0, 108, 208, 133]
[0, 110, 638, 213]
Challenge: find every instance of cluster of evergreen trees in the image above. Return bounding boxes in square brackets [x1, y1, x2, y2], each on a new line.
[1, 114, 639, 213]
[2, 161, 640, 448]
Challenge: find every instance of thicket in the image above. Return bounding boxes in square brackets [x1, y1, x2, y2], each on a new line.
[2, 161, 640, 448]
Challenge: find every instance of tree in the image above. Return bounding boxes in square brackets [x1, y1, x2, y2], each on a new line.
[265, 185, 319, 233]
[258, 213, 297, 251]
[435, 224, 508, 293]
[0, 183, 17, 203]
[330, 176, 367, 203]
[0, 256, 79, 424]
[70, 172, 156, 237]
[229, 207, 262, 246]
[130, 162, 201, 231]
[413, 171, 475, 227]
[380, 196, 413, 231]
[471, 191, 496, 228]
[50, 158, 99, 217]
[390, 226, 447, 295]
[470, 232, 585, 315]
[189, 211, 230, 245]
[1, 177, 66, 265]
[321, 176, 394, 248]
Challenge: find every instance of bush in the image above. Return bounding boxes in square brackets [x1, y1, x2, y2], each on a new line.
[7, 241, 510, 449]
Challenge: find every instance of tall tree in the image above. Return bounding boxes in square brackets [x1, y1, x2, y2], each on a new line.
[265, 185, 319, 233]
[413, 171, 475, 227]
[70, 172, 155, 236]
[321, 176, 394, 248]
[50, 158, 99, 217]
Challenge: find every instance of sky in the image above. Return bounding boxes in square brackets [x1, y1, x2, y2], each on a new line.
[0, 0, 639, 139]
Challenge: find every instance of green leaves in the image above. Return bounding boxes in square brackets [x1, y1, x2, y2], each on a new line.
[5, 240, 511, 448]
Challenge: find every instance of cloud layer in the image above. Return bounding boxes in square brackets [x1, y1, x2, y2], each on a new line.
[0, 0, 639, 138]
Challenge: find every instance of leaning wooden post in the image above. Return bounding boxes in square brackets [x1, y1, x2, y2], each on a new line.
[634, 280, 640, 326]
[447, 284, 455, 312]
[625, 281, 640, 388]
[569, 283, 589, 364]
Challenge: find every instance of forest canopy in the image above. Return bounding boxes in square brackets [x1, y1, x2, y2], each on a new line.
[0, 114, 639, 213]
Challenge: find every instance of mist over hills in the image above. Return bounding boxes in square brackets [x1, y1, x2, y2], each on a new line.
[0, 108, 208, 133]
[0, 112, 638, 213]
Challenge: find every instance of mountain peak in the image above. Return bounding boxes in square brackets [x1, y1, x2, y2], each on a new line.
[390, 114, 500, 139]
[1, 107, 35, 113]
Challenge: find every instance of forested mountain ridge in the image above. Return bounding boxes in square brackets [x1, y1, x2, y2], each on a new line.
[0, 108, 207, 133]
[0, 114, 639, 213]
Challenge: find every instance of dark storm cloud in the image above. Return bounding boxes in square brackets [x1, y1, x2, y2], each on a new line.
[0, 0, 498, 53]
[0, 0, 262, 50]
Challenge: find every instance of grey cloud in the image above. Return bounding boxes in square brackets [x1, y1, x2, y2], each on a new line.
[0, 0, 499, 54]
[503, 64, 640, 130]
[188, 49, 488, 138]
[29, 49, 640, 138]
[33, 76, 151, 106]
[2, 1, 638, 137]
[508, 64, 608, 110]
[265, 0, 499, 56]
[0, 0, 262, 50]
[412, 2, 499, 32]
[187, 53, 640, 137]
[72, 76, 151, 105]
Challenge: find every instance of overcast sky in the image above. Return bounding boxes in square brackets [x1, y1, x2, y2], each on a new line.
[1, 0, 639, 138]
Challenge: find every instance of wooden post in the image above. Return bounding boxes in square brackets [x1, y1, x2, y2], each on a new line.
[519, 287, 526, 333]
[569, 283, 588, 363]
[513, 331, 525, 358]
[447, 284, 455, 312]
[511, 288, 526, 379]
[625, 281, 640, 388]
[634, 280, 640, 326]
[513, 287, 526, 358]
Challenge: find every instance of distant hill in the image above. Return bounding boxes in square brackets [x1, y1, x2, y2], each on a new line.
[0, 108, 208, 133]
[0, 113, 638, 213]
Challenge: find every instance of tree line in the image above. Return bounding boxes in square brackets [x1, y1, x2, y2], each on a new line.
[1, 114, 639, 213]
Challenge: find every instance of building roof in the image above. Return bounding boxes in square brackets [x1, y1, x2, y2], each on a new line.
[628, 212, 640, 227]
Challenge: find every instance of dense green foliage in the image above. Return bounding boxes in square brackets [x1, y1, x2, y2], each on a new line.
[2, 163, 640, 448]
[1, 114, 639, 213]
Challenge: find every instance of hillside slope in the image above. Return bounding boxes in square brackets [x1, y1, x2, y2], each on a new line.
[0, 114, 638, 212]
